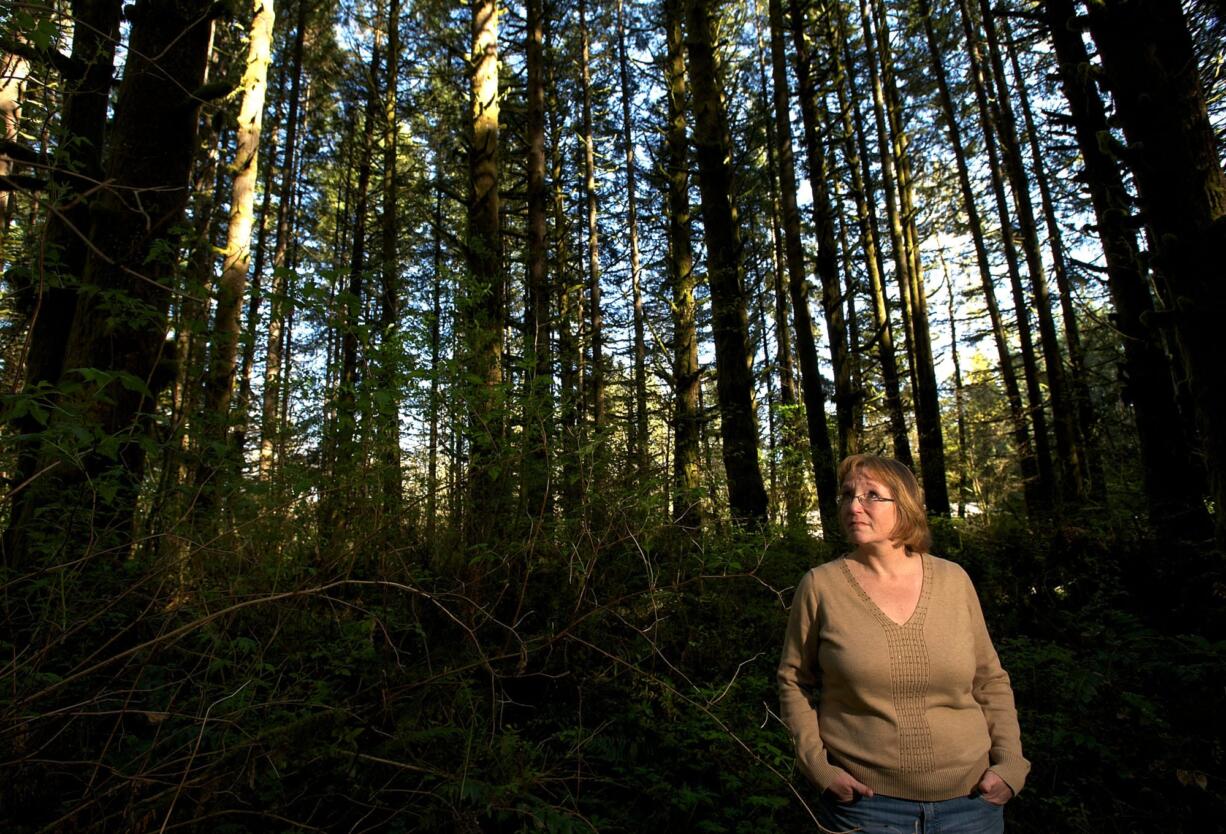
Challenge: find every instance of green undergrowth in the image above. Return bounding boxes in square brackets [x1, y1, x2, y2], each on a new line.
[1, 516, 1221, 832]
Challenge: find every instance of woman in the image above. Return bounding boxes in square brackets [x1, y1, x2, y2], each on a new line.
[778, 454, 1028, 833]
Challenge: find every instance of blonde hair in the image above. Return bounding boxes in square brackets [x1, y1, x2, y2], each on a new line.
[837, 454, 932, 553]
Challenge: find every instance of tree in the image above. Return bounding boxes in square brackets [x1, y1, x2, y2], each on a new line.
[617, 0, 649, 480]
[4, 0, 123, 543]
[664, 0, 703, 527]
[198, 0, 276, 495]
[685, 0, 769, 525]
[1086, 0, 1226, 545]
[771, 0, 838, 533]
[376, 0, 403, 518]
[976, 0, 1082, 504]
[861, 0, 949, 515]
[827, 0, 913, 468]
[957, 0, 1056, 508]
[463, 0, 506, 544]
[916, 0, 1040, 512]
[257, 0, 308, 480]
[787, 0, 856, 464]
[523, 0, 551, 524]
[4, 0, 216, 566]
[578, 0, 604, 433]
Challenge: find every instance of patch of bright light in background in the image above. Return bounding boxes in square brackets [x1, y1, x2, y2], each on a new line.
[920, 222, 1110, 390]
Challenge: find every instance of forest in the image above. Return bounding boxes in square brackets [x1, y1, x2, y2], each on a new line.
[0, 0, 1223, 830]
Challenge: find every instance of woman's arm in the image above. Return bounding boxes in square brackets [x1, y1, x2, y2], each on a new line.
[966, 572, 1031, 796]
[777, 570, 851, 793]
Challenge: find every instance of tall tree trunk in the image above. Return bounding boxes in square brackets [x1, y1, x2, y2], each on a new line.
[377, 0, 403, 517]
[941, 254, 969, 518]
[857, 0, 917, 400]
[172, 111, 225, 495]
[787, 0, 856, 466]
[1042, 0, 1207, 532]
[752, 6, 803, 524]
[665, 0, 702, 527]
[977, 0, 1082, 505]
[754, 271, 779, 513]
[4, 0, 214, 566]
[427, 161, 445, 544]
[771, 0, 838, 532]
[234, 9, 292, 457]
[828, 0, 912, 467]
[1084, 0, 1226, 544]
[917, 0, 1040, 511]
[684, 0, 769, 525]
[617, 0, 649, 479]
[1002, 13, 1102, 500]
[830, 153, 865, 445]
[324, 41, 380, 539]
[863, 0, 949, 514]
[4, 0, 122, 543]
[523, 0, 552, 524]
[198, 0, 275, 494]
[957, 0, 1055, 508]
[549, 44, 583, 520]
[258, 0, 307, 481]
[464, 0, 506, 545]
[578, 0, 604, 432]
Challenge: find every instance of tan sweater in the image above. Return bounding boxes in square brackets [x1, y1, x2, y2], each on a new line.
[778, 554, 1030, 801]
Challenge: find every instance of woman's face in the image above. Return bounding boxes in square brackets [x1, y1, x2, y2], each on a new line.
[838, 470, 898, 548]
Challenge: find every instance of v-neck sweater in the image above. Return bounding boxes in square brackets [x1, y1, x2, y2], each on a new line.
[778, 554, 1030, 801]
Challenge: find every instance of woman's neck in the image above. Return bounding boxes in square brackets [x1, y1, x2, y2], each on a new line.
[848, 541, 914, 576]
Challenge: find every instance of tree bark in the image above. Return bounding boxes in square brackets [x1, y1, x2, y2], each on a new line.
[4, 0, 213, 566]
[752, 7, 803, 524]
[957, 0, 1055, 509]
[917, 0, 1040, 511]
[549, 32, 583, 519]
[941, 254, 970, 518]
[977, 0, 1081, 505]
[1002, 13, 1102, 500]
[665, 0, 702, 527]
[772, 0, 838, 532]
[1084, 0, 1226, 543]
[828, 0, 912, 468]
[258, 0, 307, 480]
[323, 37, 380, 540]
[578, 0, 604, 431]
[377, 0, 403, 517]
[617, 0, 649, 479]
[864, 0, 949, 514]
[523, 0, 552, 523]
[684, 0, 769, 525]
[427, 162, 445, 543]
[463, 0, 506, 545]
[4, 0, 122, 543]
[1042, 0, 1206, 531]
[198, 0, 275, 493]
[787, 0, 855, 465]
[172, 106, 224, 498]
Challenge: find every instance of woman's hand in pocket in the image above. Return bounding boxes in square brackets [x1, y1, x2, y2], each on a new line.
[976, 770, 1014, 806]
[826, 772, 874, 804]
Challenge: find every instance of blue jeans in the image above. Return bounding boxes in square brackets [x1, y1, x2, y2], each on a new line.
[816, 791, 1005, 834]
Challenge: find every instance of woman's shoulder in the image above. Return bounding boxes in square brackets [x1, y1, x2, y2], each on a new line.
[796, 558, 846, 589]
[924, 553, 977, 589]
[811, 557, 848, 578]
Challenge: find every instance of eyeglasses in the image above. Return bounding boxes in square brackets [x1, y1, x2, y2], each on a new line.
[838, 492, 896, 508]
